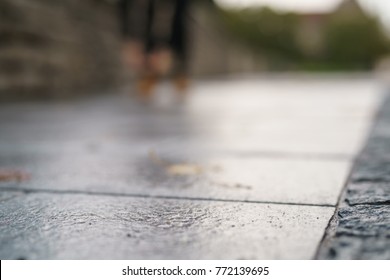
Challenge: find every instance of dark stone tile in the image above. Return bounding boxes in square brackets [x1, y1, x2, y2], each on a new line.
[336, 205, 390, 237]
[351, 159, 390, 183]
[320, 236, 390, 260]
[0, 193, 333, 259]
[346, 183, 390, 206]
[0, 150, 348, 205]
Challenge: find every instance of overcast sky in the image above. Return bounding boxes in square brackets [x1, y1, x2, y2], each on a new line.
[215, 0, 390, 28]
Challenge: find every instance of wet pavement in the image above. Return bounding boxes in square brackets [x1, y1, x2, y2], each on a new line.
[0, 76, 383, 259]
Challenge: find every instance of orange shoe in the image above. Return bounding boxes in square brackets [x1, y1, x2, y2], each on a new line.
[137, 75, 157, 101]
[173, 75, 190, 98]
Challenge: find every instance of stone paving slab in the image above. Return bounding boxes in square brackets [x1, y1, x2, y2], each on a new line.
[0, 79, 380, 157]
[0, 153, 350, 206]
[0, 114, 371, 157]
[0, 192, 333, 260]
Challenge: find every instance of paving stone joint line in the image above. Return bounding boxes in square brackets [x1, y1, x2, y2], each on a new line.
[0, 186, 335, 208]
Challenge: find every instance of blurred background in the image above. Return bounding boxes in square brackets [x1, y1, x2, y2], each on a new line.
[0, 0, 389, 100]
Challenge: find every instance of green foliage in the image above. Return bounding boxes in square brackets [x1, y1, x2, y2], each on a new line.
[221, 8, 301, 60]
[324, 15, 389, 69]
[219, 5, 390, 71]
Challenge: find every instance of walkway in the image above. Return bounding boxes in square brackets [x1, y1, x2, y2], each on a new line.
[0, 75, 383, 259]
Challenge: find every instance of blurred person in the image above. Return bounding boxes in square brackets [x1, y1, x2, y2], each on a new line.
[118, 0, 191, 101]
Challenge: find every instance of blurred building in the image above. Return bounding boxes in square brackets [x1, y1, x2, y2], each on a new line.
[297, 13, 328, 57]
[297, 0, 367, 58]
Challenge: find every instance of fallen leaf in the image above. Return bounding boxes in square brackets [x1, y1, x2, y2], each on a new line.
[166, 164, 203, 176]
[0, 169, 30, 182]
[148, 150, 216, 176]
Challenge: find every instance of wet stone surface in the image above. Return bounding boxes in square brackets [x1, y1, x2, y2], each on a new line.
[0, 152, 350, 205]
[0, 193, 333, 259]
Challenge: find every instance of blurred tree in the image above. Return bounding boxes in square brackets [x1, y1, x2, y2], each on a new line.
[220, 8, 301, 62]
[324, 15, 389, 69]
[218, 0, 390, 71]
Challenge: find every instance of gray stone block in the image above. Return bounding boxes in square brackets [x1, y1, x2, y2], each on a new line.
[351, 160, 390, 182]
[320, 236, 390, 260]
[337, 205, 390, 237]
[346, 183, 390, 206]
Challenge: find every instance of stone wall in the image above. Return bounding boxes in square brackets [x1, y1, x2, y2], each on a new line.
[0, 0, 123, 100]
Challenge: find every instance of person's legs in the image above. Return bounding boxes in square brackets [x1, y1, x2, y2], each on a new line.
[118, 0, 156, 100]
[136, 0, 158, 100]
[120, 0, 191, 100]
[170, 0, 190, 94]
[119, 0, 146, 72]
[171, 0, 189, 73]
